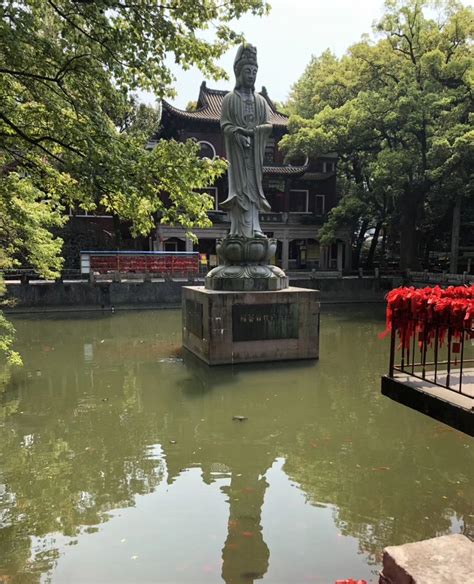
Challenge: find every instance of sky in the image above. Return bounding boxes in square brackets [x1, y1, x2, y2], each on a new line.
[141, 0, 471, 109]
[140, 0, 390, 108]
[140, 0, 384, 109]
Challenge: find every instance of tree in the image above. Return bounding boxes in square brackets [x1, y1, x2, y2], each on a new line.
[0, 0, 269, 366]
[282, 0, 473, 270]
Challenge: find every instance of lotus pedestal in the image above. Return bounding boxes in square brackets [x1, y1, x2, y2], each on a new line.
[205, 236, 288, 291]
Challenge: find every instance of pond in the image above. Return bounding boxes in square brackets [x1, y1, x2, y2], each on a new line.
[0, 306, 472, 583]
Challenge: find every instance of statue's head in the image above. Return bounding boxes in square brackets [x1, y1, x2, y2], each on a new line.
[233, 43, 258, 90]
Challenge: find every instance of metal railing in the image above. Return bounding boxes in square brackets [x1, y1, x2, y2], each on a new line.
[389, 315, 474, 398]
[1, 268, 85, 283]
[406, 270, 473, 285]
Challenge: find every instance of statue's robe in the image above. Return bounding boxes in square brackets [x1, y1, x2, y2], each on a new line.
[220, 90, 272, 237]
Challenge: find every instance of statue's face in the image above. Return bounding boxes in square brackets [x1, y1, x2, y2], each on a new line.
[240, 64, 258, 89]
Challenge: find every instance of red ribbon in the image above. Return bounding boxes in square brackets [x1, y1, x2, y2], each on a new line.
[379, 285, 474, 350]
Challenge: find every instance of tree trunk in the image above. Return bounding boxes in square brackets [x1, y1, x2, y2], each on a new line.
[353, 219, 368, 269]
[423, 239, 430, 268]
[381, 227, 387, 260]
[113, 215, 122, 249]
[449, 196, 462, 274]
[365, 221, 382, 268]
[399, 194, 420, 271]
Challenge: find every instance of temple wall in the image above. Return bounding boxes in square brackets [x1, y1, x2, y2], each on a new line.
[4, 276, 391, 312]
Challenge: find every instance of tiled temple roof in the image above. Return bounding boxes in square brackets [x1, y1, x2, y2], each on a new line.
[263, 165, 307, 176]
[162, 82, 289, 128]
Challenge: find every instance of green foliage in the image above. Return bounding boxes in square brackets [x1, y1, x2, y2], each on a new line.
[116, 97, 162, 137]
[270, 100, 290, 115]
[0, 0, 269, 366]
[0, 312, 21, 368]
[283, 0, 473, 269]
[185, 100, 199, 112]
[319, 194, 368, 246]
[0, 0, 270, 241]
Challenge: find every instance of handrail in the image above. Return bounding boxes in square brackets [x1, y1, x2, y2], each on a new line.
[389, 315, 473, 398]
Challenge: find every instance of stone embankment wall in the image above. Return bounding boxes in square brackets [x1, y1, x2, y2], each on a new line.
[4, 276, 393, 312]
[293, 276, 394, 302]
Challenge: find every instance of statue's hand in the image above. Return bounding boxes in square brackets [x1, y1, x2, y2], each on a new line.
[236, 134, 251, 149]
[235, 127, 254, 138]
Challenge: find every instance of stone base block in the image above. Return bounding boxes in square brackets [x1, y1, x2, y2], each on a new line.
[379, 534, 473, 584]
[182, 286, 320, 365]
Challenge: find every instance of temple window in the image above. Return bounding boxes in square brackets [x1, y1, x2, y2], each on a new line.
[196, 140, 216, 160]
[315, 195, 325, 215]
[323, 161, 335, 173]
[265, 191, 285, 212]
[289, 189, 309, 213]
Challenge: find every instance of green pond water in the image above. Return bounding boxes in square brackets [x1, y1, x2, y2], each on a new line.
[0, 306, 472, 584]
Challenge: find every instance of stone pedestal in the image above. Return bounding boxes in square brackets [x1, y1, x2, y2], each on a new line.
[182, 286, 320, 365]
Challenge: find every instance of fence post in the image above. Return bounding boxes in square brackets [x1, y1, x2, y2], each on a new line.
[459, 332, 465, 394]
[389, 315, 396, 377]
[446, 324, 452, 388]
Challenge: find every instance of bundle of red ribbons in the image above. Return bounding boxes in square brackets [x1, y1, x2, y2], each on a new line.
[380, 285, 474, 350]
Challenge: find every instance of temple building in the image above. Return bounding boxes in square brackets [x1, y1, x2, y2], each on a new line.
[151, 82, 351, 271]
[63, 82, 350, 272]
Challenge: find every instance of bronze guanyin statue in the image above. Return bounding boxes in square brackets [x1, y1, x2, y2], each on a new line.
[205, 44, 288, 292]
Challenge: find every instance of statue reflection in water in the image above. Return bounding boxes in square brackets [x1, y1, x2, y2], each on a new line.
[176, 351, 274, 583]
[220, 467, 269, 582]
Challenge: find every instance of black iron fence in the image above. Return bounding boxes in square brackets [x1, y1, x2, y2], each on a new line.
[389, 316, 474, 398]
[1, 268, 85, 283]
